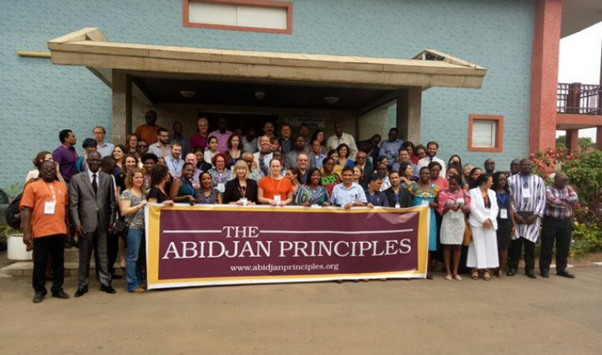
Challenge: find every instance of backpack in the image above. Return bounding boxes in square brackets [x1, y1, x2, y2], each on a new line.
[5, 192, 23, 229]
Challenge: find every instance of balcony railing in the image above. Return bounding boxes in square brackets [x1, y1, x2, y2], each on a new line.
[557, 83, 602, 115]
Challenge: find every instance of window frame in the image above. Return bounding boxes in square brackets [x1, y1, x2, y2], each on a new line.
[468, 114, 504, 153]
[184, 0, 294, 34]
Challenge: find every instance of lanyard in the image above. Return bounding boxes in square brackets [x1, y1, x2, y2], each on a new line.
[499, 192, 507, 208]
[270, 176, 283, 194]
[170, 158, 180, 172]
[43, 182, 57, 202]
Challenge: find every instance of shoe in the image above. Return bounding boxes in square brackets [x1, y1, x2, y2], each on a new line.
[100, 285, 117, 294]
[557, 271, 575, 279]
[129, 288, 146, 293]
[453, 274, 463, 281]
[444, 274, 452, 281]
[33, 293, 46, 303]
[525, 271, 537, 279]
[51, 291, 70, 299]
[506, 268, 517, 276]
[540, 271, 549, 278]
[426, 273, 433, 280]
[74, 288, 88, 297]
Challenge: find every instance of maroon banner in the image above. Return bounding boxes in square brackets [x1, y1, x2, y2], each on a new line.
[146, 205, 429, 289]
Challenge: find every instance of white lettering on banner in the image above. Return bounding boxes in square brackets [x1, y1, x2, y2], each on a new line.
[162, 239, 413, 259]
[223, 226, 260, 238]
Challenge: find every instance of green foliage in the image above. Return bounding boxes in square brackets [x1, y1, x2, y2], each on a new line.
[3, 182, 24, 199]
[563, 150, 602, 202]
[556, 135, 595, 149]
[571, 221, 602, 257]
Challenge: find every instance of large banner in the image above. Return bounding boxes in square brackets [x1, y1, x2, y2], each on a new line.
[145, 205, 430, 290]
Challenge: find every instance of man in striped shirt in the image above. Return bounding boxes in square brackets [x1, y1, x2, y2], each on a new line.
[507, 159, 546, 278]
[539, 173, 579, 279]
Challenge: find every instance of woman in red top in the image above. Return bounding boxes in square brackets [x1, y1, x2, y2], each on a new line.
[258, 159, 294, 206]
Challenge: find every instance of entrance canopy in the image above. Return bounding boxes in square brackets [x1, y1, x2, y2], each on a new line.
[49, 28, 486, 90]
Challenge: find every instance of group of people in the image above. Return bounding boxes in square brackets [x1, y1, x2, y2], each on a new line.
[19, 110, 580, 303]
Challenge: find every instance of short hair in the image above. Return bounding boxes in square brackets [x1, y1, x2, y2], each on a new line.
[193, 147, 204, 154]
[82, 138, 97, 149]
[388, 127, 398, 133]
[428, 161, 442, 170]
[142, 153, 158, 163]
[281, 123, 292, 130]
[305, 167, 322, 185]
[426, 141, 439, 149]
[227, 133, 244, 150]
[369, 173, 384, 182]
[150, 164, 169, 186]
[212, 153, 230, 168]
[93, 126, 106, 134]
[199, 171, 213, 186]
[448, 174, 463, 186]
[415, 144, 427, 154]
[182, 162, 195, 172]
[157, 128, 168, 135]
[59, 129, 72, 143]
[398, 147, 409, 155]
[297, 152, 309, 162]
[233, 160, 249, 179]
[401, 141, 415, 151]
[336, 143, 350, 157]
[125, 168, 144, 190]
[476, 173, 491, 187]
[341, 166, 355, 175]
[269, 135, 280, 144]
[299, 122, 310, 129]
[419, 166, 430, 174]
[33, 151, 51, 168]
[170, 141, 182, 148]
[173, 121, 182, 128]
[101, 156, 116, 169]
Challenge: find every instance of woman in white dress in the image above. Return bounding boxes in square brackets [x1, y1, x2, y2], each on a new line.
[467, 173, 499, 281]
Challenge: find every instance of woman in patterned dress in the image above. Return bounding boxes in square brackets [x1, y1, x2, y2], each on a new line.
[295, 168, 330, 207]
[437, 174, 470, 281]
[195, 171, 222, 204]
[408, 166, 441, 280]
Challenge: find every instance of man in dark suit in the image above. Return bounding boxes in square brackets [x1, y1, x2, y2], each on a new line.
[69, 151, 117, 297]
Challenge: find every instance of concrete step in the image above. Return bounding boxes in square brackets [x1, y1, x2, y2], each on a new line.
[0, 259, 123, 278]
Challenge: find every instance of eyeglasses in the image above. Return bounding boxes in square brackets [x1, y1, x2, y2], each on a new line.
[138, 144, 148, 148]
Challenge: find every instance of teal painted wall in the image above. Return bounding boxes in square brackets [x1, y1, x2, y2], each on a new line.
[0, 0, 535, 188]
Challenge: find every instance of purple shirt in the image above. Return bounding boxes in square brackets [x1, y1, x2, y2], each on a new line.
[52, 144, 78, 181]
[208, 130, 233, 153]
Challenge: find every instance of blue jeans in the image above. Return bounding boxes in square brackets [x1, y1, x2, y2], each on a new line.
[126, 228, 145, 292]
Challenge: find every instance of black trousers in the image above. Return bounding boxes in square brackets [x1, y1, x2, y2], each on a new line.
[539, 216, 573, 273]
[508, 237, 536, 272]
[33, 234, 65, 295]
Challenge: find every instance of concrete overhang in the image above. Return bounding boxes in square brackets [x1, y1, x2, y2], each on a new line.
[48, 28, 487, 90]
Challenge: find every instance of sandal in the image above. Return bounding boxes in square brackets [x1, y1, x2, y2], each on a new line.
[483, 271, 491, 281]
[471, 270, 479, 280]
[496, 270, 504, 279]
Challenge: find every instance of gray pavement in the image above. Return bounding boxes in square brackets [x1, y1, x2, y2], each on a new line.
[0, 266, 601, 355]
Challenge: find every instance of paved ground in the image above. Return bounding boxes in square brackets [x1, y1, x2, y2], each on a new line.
[0, 261, 600, 355]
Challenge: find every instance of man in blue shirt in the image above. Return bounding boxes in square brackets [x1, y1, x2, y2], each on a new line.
[330, 167, 367, 209]
[379, 128, 404, 166]
[365, 173, 389, 208]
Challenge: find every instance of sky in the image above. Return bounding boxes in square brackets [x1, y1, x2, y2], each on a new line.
[557, 21, 602, 141]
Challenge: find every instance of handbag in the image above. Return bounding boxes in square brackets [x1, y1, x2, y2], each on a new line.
[463, 217, 473, 246]
[462, 190, 472, 246]
[113, 219, 129, 237]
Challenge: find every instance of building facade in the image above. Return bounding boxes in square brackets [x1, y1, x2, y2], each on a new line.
[1, 0, 541, 187]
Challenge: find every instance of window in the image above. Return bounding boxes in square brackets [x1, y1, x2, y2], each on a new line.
[184, 0, 293, 34]
[468, 114, 504, 152]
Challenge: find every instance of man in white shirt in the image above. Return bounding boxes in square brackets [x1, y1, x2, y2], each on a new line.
[326, 122, 358, 160]
[166, 141, 185, 178]
[93, 126, 114, 158]
[148, 128, 171, 158]
[417, 141, 446, 177]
